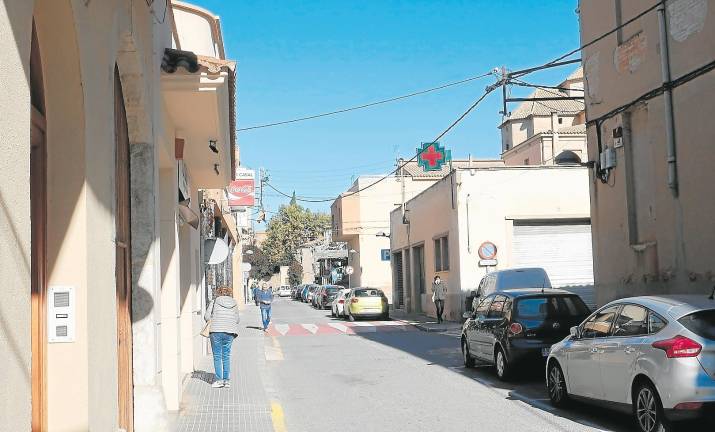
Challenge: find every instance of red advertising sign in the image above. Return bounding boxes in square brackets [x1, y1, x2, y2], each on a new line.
[227, 170, 255, 207]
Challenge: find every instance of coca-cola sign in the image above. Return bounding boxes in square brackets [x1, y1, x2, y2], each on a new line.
[227, 170, 255, 206]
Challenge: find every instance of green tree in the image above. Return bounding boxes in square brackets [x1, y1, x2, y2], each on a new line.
[261, 203, 330, 267]
[288, 260, 303, 286]
[245, 246, 276, 281]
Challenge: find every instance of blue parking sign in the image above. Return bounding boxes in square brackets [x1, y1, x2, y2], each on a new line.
[381, 249, 391, 261]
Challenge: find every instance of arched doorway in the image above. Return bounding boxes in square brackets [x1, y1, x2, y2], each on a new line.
[30, 21, 48, 432]
[115, 65, 135, 432]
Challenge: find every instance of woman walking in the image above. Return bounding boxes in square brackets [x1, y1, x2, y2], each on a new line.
[204, 286, 240, 388]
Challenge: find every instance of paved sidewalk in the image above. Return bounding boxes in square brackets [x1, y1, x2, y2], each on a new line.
[175, 304, 274, 432]
[390, 309, 463, 336]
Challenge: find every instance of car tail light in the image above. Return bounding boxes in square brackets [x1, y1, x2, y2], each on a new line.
[338, 299, 344, 304]
[351, 298, 359, 304]
[509, 322, 523, 335]
[652, 335, 702, 358]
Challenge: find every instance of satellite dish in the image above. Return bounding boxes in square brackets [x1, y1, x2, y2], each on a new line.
[204, 238, 230, 264]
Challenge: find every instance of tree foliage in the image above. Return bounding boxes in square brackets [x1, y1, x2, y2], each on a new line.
[288, 260, 303, 286]
[245, 246, 276, 281]
[261, 203, 330, 268]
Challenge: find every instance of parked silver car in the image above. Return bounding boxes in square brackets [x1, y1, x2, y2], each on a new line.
[546, 294, 715, 432]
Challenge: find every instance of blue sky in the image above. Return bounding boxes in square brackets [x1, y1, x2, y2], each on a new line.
[190, 0, 581, 215]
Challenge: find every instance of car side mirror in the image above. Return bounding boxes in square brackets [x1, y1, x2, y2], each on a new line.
[569, 326, 579, 338]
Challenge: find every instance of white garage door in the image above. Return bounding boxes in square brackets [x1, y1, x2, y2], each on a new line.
[513, 222, 595, 307]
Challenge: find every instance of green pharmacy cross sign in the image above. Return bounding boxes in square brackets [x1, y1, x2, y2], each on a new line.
[417, 142, 451, 172]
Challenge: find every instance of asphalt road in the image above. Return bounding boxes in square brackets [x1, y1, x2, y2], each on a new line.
[253, 297, 707, 432]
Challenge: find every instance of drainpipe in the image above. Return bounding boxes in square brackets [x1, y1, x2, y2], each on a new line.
[657, 2, 678, 195]
[466, 194, 471, 253]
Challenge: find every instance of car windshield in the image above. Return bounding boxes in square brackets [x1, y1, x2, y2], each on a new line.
[354, 289, 382, 297]
[678, 310, 715, 341]
[325, 287, 340, 294]
[498, 270, 549, 290]
[515, 296, 589, 320]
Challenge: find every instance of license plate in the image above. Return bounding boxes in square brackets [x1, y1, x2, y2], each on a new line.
[542, 347, 551, 357]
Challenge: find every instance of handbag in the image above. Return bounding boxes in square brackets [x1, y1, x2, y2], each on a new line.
[200, 301, 215, 338]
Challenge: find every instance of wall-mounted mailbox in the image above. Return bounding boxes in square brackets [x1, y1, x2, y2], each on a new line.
[48, 286, 76, 343]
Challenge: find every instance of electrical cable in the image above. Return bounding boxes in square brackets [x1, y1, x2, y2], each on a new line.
[236, 71, 496, 131]
[265, 85, 498, 203]
[513, 2, 661, 79]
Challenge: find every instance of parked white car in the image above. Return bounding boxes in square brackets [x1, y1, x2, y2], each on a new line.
[278, 285, 292, 297]
[331, 289, 351, 318]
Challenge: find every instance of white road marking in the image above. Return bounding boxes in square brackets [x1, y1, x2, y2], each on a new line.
[328, 323, 349, 333]
[301, 324, 318, 334]
[274, 324, 290, 336]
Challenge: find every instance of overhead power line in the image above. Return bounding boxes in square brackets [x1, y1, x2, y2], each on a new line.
[265, 85, 498, 203]
[513, 1, 660, 79]
[236, 71, 496, 131]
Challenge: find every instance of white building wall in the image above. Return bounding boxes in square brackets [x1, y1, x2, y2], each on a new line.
[455, 167, 592, 297]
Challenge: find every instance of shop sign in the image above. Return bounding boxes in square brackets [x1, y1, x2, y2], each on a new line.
[228, 169, 255, 207]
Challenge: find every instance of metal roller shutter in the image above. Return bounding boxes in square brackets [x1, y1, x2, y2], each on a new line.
[513, 222, 595, 308]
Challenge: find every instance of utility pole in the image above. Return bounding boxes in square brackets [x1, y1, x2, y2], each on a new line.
[257, 167, 267, 223]
[398, 158, 405, 219]
[500, 66, 509, 118]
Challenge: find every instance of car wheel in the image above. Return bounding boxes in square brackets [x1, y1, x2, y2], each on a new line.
[547, 361, 569, 407]
[381, 312, 389, 321]
[494, 347, 510, 381]
[633, 381, 671, 432]
[462, 339, 475, 368]
[331, 308, 335, 317]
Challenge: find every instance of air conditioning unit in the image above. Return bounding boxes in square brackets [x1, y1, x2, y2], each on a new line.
[48, 286, 75, 343]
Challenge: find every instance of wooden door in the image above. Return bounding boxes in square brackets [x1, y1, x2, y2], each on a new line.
[30, 22, 47, 432]
[114, 65, 134, 432]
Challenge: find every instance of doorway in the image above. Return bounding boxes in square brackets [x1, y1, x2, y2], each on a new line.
[30, 22, 47, 432]
[412, 245, 424, 313]
[114, 65, 134, 431]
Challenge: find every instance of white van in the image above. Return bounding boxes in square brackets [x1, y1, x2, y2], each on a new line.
[477, 267, 551, 297]
[466, 268, 552, 315]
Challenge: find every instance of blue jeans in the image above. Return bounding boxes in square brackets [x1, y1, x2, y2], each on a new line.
[209, 332, 235, 380]
[260, 306, 272, 329]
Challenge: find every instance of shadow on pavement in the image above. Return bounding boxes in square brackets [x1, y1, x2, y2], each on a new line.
[190, 370, 217, 384]
[353, 330, 710, 432]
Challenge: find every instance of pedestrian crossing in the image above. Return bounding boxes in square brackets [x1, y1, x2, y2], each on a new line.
[264, 321, 419, 337]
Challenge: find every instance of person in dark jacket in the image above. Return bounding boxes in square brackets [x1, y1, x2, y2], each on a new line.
[252, 284, 260, 306]
[257, 283, 274, 331]
[432, 276, 447, 323]
[204, 286, 240, 388]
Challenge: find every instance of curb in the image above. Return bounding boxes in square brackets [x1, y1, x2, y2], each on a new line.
[394, 318, 462, 333]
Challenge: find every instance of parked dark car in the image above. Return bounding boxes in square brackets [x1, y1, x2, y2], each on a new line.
[304, 284, 318, 303]
[461, 288, 590, 381]
[292, 285, 304, 300]
[316, 285, 342, 309]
